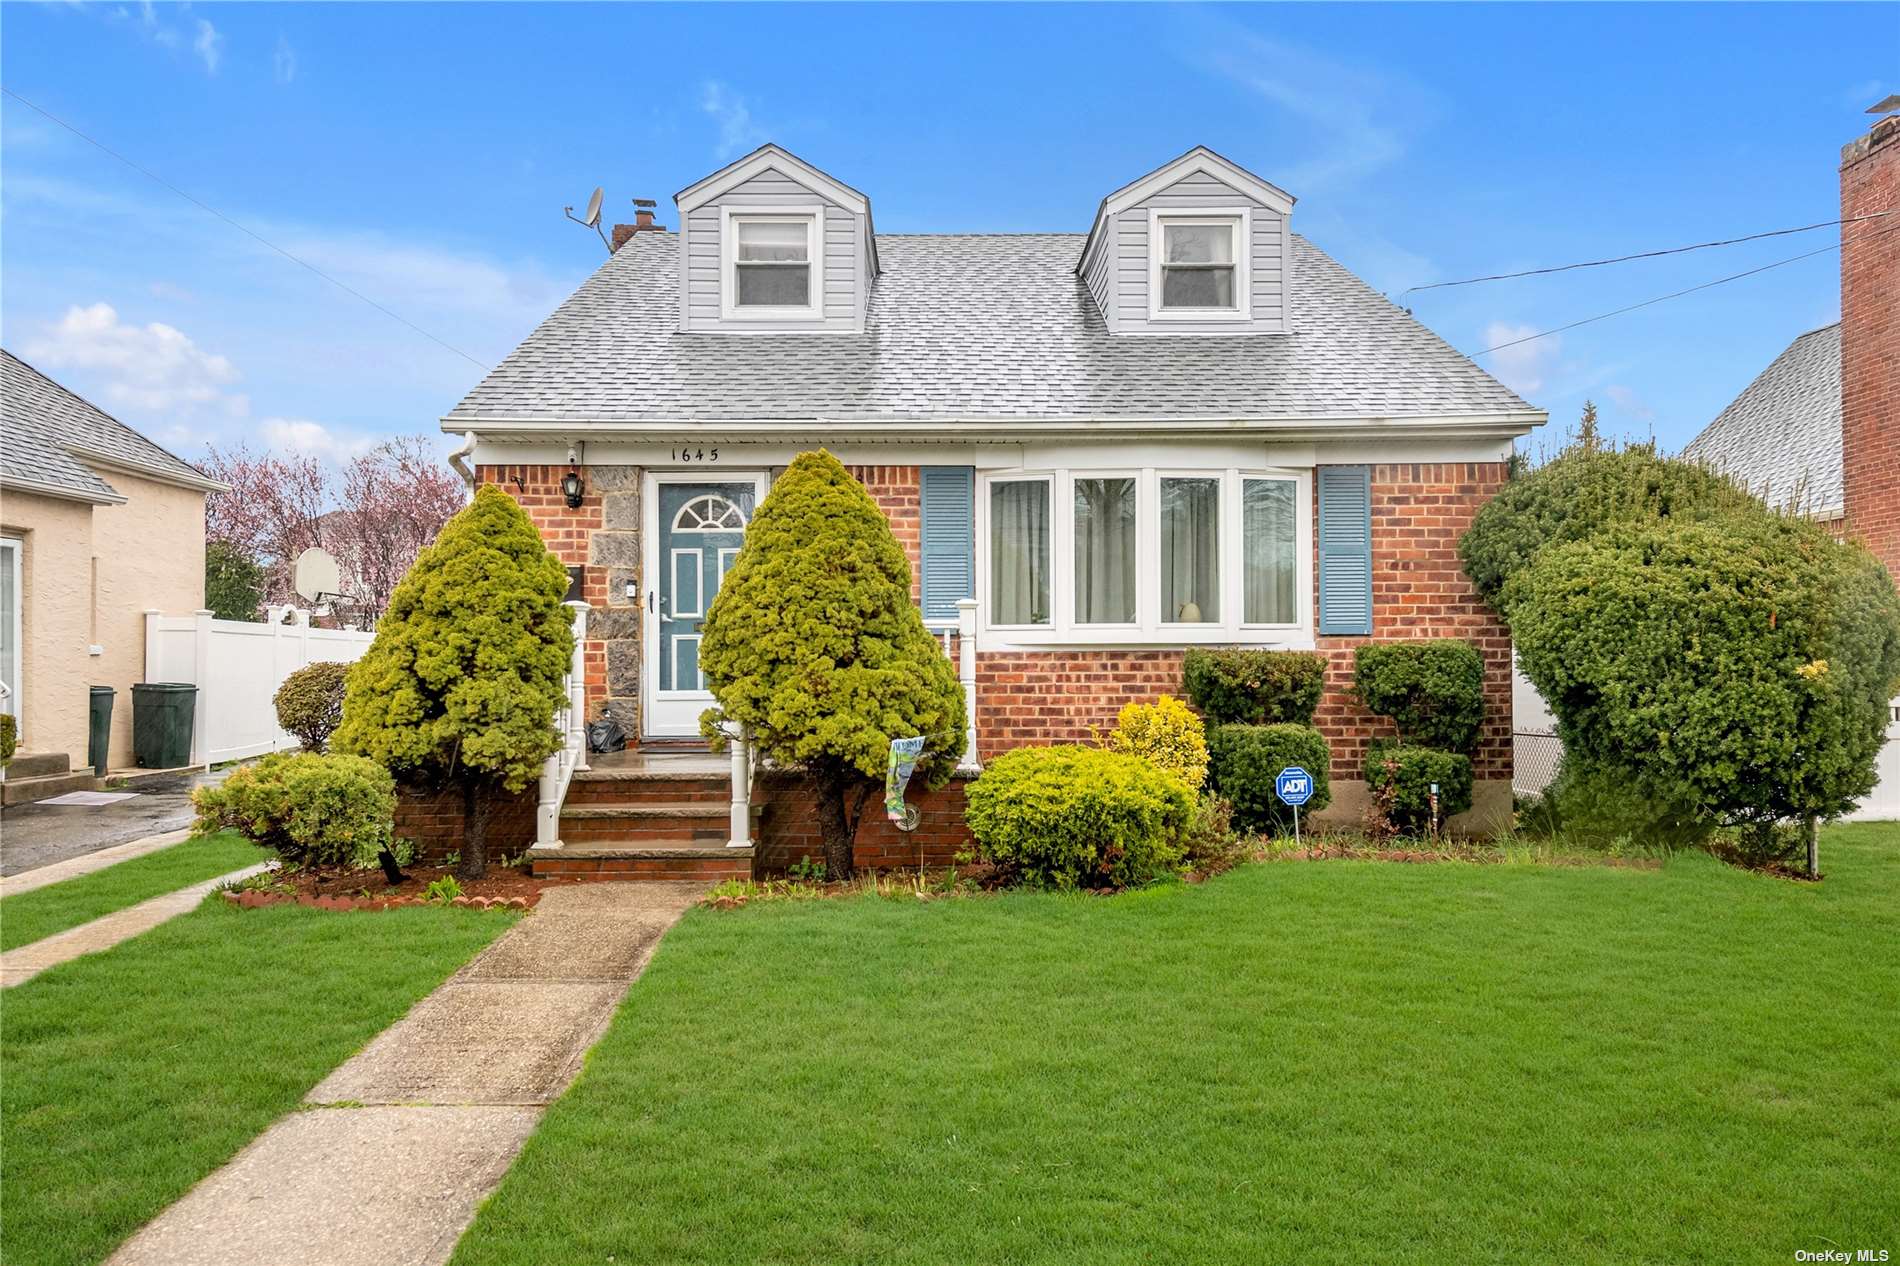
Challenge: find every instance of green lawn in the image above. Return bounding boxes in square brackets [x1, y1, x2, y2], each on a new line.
[0, 830, 267, 952]
[1, 899, 515, 1266]
[454, 823, 1900, 1266]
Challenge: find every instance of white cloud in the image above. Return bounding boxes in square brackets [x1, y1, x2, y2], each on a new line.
[193, 18, 223, 75]
[273, 34, 297, 85]
[259, 418, 376, 462]
[1605, 383, 1655, 422]
[1481, 322, 1560, 397]
[24, 303, 246, 414]
[700, 80, 767, 159]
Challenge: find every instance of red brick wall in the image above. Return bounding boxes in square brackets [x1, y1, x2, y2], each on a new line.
[1841, 116, 1900, 581]
[394, 785, 535, 865]
[756, 770, 972, 871]
[847, 464, 923, 604]
[975, 652, 1186, 755]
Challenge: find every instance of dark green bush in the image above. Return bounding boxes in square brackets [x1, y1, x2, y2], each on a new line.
[1179, 793, 1240, 869]
[191, 751, 397, 869]
[1182, 648, 1327, 725]
[1363, 740, 1473, 834]
[1460, 443, 1756, 611]
[1508, 513, 1900, 831]
[0, 713, 15, 764]
[1205, 723, 1331, 834]
[964, 746, 1192, 889]
[273, 660, 352, 753]
[1352, 640, 1486, 753]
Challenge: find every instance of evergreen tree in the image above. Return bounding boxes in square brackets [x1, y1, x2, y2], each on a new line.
[204, 541, 266, 622]
[333, 485, 572, 878]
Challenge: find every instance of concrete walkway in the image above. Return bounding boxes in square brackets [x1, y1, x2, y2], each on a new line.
[106, 880, 707, 1266]
[0, 860, 271, 988]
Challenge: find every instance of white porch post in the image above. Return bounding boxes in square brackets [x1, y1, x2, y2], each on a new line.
[566, 603, 589, 774]
[956, 597, 980, 773]
[535, 602, 592, 850]
[728, 727, 752, 849]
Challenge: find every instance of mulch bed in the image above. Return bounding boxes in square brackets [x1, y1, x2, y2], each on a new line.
[222, 862, 592, 912]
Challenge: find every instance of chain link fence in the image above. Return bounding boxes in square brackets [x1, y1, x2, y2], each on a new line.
[1512, 729, 1562, 798]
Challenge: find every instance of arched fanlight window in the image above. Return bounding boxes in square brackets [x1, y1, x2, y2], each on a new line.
[672, 495, 746, 532]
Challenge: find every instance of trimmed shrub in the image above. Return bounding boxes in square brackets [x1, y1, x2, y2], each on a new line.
[192, 751, 396, 869]
[965, 746, 1192, 889]
[1362, 740, 1473, 834]
[0, 713, 14, 765]
[1508, 513, 1900, 832]
[1182, 648, 1327, 725]
[1459, 443, 1757, 612]
[1352, 640, 1486, 753]
[698, 451, 965, 878]
[1206, 723, 1331, 834]
[332, 485, 573, 880]
[1180, 793, 1241, 870]
[1103, 694, 1208, 792]
[273, 660, 351, 753]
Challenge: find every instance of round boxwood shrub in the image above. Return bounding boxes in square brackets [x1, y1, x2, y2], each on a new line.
[1460, 443, 1756, 612]
[1103, 694, 1207, 792]
[1352, 640, 1486, 753]
[273, 660, 352, 753]
[1363, 739, 1473, 834]
[0, 712, 15, 765]
[191, 751, 397, 869]
[964, 745, 1192, 889]
[1182, 648, 1327, 725]
[1205, 723, 1331, 834]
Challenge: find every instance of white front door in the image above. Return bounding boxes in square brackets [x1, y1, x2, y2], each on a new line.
[642, 473, 766, 739]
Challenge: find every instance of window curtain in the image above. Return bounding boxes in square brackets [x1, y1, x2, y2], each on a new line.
[1161, 477, 1220, 622]
[1074, 477, 1136, 624]
[990, 481, 1050, 625]
[1243, 479, 1296, 623]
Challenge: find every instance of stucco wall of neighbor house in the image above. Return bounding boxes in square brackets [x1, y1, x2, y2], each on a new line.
[91, 471, 208, 767]
[2, 490, 97, 766]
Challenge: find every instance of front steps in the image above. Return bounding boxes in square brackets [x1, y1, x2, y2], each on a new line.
[1, 752, 100, 806]
[528, 752, 754, 881]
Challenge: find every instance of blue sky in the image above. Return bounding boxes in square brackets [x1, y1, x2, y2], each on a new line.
[2, 2, 1886, 463]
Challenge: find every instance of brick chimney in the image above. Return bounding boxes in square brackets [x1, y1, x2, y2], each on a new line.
[610, 199, 665, 251]
[1841, 100, 1900, 578]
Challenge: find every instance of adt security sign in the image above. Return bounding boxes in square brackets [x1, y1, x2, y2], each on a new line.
[1276, 766, 1314, 845]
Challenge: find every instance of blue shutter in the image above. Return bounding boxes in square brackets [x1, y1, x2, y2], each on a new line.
[1317, 465, 1372, 635]
[919, 466, 975, 623]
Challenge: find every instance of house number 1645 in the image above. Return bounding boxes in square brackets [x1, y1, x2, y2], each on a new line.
[671, 447, 719, 463]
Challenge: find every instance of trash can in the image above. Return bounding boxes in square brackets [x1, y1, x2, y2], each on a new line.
[88, 686, 115, 777]
[131, 682, 197, 770]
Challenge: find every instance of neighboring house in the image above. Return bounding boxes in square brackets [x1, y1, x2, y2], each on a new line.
[1682, 323, 1844, 526]
[0, 349, 226, 797]
[441, 142, 1545, 860]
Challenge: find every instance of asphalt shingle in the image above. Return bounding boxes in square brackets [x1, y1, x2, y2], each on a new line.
[1682, 324, 1842, 517]
[2, 349, 215, 502]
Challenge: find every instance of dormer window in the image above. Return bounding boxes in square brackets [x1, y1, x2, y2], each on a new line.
[722, 209, 823, 319]
[1151, 212, 1249, 320]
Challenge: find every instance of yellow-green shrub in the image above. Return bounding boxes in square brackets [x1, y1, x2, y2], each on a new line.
[192, 751, 397, 869]
[965, 746, 1192, 889]
[1104, 694, 1208, 792]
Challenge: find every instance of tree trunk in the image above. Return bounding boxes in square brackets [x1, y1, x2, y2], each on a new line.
[810, 763, 859, 879]
[459, 779, 492, 881]
[1806, 815, 1819, 880]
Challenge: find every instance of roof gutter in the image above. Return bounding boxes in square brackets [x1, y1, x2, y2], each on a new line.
[64, 446, 229, 494]
[0, 473, 128, 506]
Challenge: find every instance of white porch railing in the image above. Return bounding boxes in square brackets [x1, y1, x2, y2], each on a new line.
[535, 602, 591, 849]
[727, 724, 753, 849]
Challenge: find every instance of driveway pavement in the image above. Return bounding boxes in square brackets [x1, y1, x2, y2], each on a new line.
[0, 767, 230, 877]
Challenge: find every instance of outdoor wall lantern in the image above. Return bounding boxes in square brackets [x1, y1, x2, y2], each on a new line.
[561, 446, 585, 509]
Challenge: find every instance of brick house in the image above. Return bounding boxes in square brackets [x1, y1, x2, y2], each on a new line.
[1683, 101, 1900, 820]
[440, 144, 1547, 874]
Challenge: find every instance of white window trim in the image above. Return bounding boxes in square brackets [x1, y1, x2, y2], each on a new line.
[1148, 209, 1251, 323]
[977, 465, 1311, 648]
[721, 205, 824, 321]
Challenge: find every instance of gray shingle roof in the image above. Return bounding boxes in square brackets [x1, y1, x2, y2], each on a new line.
[1, 349, 219, 503]
[446, 232, 1537, 425]
[1682, 323, 1842, 518]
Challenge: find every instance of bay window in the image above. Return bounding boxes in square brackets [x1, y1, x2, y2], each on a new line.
[983, 466, 1309, 644]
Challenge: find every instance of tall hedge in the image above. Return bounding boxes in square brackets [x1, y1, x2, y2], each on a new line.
[1352, 640, 1485, 753]
[698, 451, 965, 877]
[333, 485, 572, 879]
[1182, 648, 1326, 725]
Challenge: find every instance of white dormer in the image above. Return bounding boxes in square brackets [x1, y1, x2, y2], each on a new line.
[1076, 146, 1295, 336]
[674, 144, 879, 334]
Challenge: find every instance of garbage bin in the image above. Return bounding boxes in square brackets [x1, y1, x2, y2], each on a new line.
[88, 686, 115, 777]
[131, 682, 197, 770]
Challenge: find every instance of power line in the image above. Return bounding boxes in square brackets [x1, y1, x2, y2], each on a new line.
[1470, 220, 1900, 359]
[3, 85, 491, 371]
[1404, 211, 1894, 297]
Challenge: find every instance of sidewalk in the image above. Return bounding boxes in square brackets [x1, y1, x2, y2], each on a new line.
[106, 881, 708, 1266]
[0, 767, 231, 877]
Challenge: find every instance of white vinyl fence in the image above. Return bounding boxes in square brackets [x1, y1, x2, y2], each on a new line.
[144, 606, 374, 765]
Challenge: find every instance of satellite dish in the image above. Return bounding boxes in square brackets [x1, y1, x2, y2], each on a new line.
[293, 547, 342, 603]
[563, 186, 612, 252]
[582, 186, 604, 228]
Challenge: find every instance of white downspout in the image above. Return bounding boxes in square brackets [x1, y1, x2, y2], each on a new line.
[447, 431, 477, 491]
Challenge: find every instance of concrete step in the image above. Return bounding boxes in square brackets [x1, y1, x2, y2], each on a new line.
[559, 802, 758, 845]
[1, 769, 100, 807]
[528, 839, 753, 881]
[4, 751, 73, 780]
[565, 775, 730, 805]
